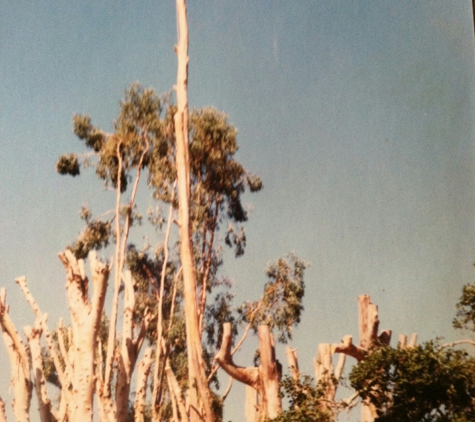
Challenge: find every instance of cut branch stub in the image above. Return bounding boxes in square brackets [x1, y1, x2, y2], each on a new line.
[216, 323, 282, 420]
[215, 322, 259, 388]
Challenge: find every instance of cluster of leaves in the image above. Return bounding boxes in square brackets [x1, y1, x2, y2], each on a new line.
[239, 253, 307, 343]
[349, 342, 475, 422]
[453, 282, 475, 332]
[268, 375, 333, 422]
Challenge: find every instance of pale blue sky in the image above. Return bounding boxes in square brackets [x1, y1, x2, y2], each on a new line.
[1, 1, 474, 421]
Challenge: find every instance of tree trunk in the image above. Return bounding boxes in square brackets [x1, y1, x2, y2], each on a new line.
[116, 272, 152, 422]
[24, 323, 56, 422]
[285, 346, 299, 381]
[216, 323, 282, 420]
[0, 288, 32, 422]
[328, 295, 392, 422]
[257, 326, 282, 420]
[174, 1, 214, 421]
[58, 251, 109, 422]
[134, 348, 154, 422]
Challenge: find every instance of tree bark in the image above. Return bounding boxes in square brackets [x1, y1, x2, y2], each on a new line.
[24, 322, 56, 422]
[116, 271, 152, 422]
[216, 323, 282, 420]
[134, 348, 154, 422]
[326, 295, 391, 422]
[58, 250, 109, 422]
[0, 397, 6, 422]
[285, 346, 299, 381]
[174, 0, 214, 421]
[0, 288, 32, 422]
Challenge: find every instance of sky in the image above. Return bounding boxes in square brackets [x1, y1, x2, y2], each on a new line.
[1, 1, 474, 421]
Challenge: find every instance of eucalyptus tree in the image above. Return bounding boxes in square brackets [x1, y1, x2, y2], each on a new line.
[0, 2, 317, 421]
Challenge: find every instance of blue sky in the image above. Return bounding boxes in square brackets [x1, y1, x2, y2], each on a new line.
[1, 1, 474, 421]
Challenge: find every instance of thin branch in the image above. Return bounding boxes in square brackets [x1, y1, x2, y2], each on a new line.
[16, 278, 67, 387]
[104, 137, 124, 389]
[441, 339, 475, 349]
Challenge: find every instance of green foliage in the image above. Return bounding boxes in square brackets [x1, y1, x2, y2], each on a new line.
[453, 283, 475, 332]
[189, 107, 262, 224]
[69, 220, 111, 259]
[57, 82, 268, 416]
[349, 342, 475, 422]
[204, 288, 237, 350]
[268, 375, 333, 422]
[56, 153, 80, 176]
[239, 253, 307, 343]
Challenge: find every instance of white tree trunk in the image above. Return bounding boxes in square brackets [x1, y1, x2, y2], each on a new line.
[174, 0, 214, 421]
[0, 288, 32, 422]
[327, 295, 392, 422]
[216, 323, 282, 420]
[24, 323, 56, 422]
[134, 348, 154, 422]
[58, 251, 109, 422]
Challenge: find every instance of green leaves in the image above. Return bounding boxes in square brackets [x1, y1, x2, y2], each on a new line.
[69, 220, 111, 259]
[56, 153, 80, 176]
[453, 283, 475, 332]
[349, 342, 475, 422]
[73, 114, 105, 152]
[239, 253, 307, 343]
[269, 375, 333, 422]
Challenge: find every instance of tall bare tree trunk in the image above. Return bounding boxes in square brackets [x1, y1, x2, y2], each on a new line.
[174, 1, 214, 421]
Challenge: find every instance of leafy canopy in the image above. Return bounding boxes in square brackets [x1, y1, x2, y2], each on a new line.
[349, 342, 475, 422]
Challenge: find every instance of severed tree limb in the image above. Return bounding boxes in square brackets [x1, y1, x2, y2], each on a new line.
[58, 250, 110, 422]
[24, 322, 56, 422]
[257, 325, 282, 419]
[134, 348, 154, 422]
[332, 335, 366, 362]
[215, 323, 259, 388]
[216, 323, 282, 419]
[315, 343, 337, 407]
[208, 302, 263, 382]
[334, 352, 346, 383]
[16, 277, 68, 388]
[285, 346, 299, 381]
[0, 288, 32, 422]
